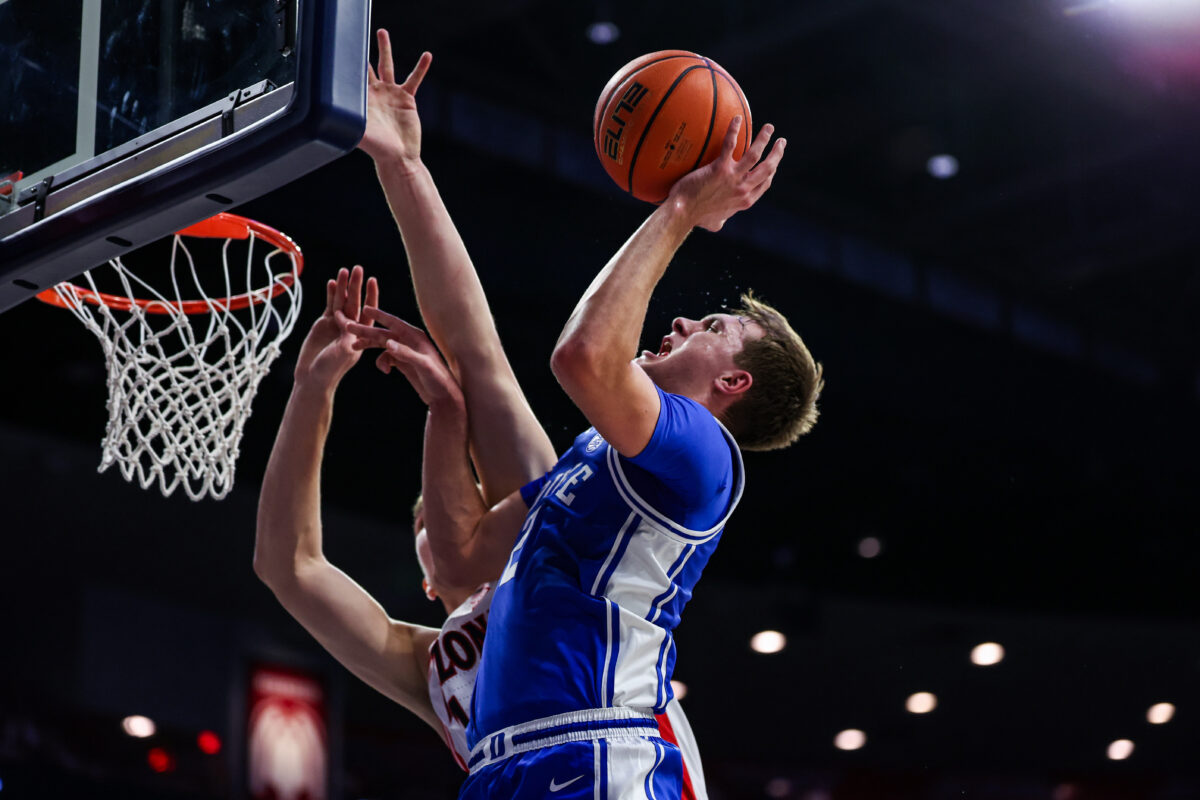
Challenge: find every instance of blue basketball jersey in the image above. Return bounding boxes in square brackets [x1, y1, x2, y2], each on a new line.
[467, 386, 744, 747]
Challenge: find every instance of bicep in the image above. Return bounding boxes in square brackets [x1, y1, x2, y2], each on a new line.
[553, 357, 661, 458]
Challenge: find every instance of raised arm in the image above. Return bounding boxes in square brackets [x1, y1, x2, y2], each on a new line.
[254, 267, 440, 732]
[357, 309, 532, 589]
[359, 30, 555, 503]
[550, 118, 786, 456]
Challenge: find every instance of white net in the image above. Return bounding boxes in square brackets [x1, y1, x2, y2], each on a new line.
[48, 217, 303, 500]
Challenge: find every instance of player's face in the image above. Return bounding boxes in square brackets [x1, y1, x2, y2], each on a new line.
[636, 312, 763, 396]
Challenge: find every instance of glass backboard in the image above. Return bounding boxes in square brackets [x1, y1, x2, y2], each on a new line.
[0, 0, 370, 313]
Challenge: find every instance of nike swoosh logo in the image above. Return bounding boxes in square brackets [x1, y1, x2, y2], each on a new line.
[549, 774, 586, 792]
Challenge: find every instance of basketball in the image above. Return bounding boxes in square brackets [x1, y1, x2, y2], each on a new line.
[593, 50, 752, 204]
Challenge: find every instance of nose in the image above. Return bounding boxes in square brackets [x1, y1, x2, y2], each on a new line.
[672, 317, 697, 336]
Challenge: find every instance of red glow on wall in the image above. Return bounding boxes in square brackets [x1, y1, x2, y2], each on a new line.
[197, 730, 222, 755]
[147, 747, 176, 773]
[247, 666, 328, 800]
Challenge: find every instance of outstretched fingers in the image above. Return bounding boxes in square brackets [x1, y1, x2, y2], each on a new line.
[717, 115, 743, 164]
[330, 267, 350, 317]
[375, 339, 461, 405]
[358, 306, 427, 338]
[324, 276, 338, 316]
[402, 51, 432, 96]
[346, 310, 432, 353]
[747, 136, 786, 194]
[740, 123, 776, 173]
[364, 275, 379, 314]
[374, 340, 416, 375]
[343, 265, 365, 321]
[376, 29, 395, 84]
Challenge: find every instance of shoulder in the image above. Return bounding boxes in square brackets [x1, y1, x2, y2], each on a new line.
[629, 387, 735, 476]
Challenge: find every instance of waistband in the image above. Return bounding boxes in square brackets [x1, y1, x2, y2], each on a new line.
[467, 707, 659, 774]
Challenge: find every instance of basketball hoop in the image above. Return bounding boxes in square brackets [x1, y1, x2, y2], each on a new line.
[37, 212, 304, 501]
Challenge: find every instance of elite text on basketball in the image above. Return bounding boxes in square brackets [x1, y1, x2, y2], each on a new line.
[603, 82, 649, 162]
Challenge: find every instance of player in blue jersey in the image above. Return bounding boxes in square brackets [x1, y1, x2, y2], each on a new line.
[348, 37, 823, 800]
[256, 31, 721, 796]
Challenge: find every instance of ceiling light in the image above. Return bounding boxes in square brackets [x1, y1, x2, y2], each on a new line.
[927, 154, 959, 179]
[1147, 702, 1175, 724]
[122, 715, 156, 738]
[1107, 739, 1134, 760]
[750, 630, 787, 654]
[587, 21, 620, 45]
[857, 536, 882, 558]
[906, 691, 938, 714]
[1106, 0, 1200, 23]
[970, 642, 1005, 666]
[834, 728, 866, 750]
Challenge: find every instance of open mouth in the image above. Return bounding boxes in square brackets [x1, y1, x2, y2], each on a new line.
[642, 337, 673, 360]
[643, 338, 672, 359]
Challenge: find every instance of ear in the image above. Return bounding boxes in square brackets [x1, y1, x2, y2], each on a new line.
[715, 369, 752, 396]
[422, 578, 438, 602]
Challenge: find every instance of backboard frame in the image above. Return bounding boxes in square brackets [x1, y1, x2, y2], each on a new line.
[0, 0, 371, 314]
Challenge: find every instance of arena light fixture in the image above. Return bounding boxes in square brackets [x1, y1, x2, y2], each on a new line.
[1147, 702, 1175, 724]
[587, 21, 620, 44]
[970, 642, 1005, 666]
[834, 728, 866, 750]
[906, 691, 938, 714]
[122, 715, 156, 739]
[927, 154, 960, 179]
[1110, 0, 1200, 17]
[857, 536, 882, 558]
[1107, 739, 1134, 760]
[750, 630, 787, 654]
[1065, 0, 1200, 24]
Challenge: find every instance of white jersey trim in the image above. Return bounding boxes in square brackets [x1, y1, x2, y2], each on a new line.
[605, 419, 745, 544]
[590, 511, 639, 595]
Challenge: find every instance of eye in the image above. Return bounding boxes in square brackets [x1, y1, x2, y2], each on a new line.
[708, 320, 720, 332]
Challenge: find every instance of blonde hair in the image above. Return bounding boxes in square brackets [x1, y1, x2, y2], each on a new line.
[721, 291, 824, 451]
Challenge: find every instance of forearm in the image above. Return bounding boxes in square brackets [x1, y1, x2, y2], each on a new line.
[376, 157, 557, 501]
[254, 380, 335, 582]
[420, 395, 492, 587]
[375, 158, 503, 371]
[554, 200, 694, 375]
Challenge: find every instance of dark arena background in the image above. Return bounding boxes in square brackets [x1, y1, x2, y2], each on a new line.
[3, 1, 1200, 798]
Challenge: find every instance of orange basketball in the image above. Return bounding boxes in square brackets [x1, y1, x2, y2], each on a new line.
[593, 50, 752, 204]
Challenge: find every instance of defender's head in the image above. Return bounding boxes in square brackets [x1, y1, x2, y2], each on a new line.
[411, 494, 441, 603]
[636, 291, 822, 451]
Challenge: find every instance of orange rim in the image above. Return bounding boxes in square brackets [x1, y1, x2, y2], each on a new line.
[35, 212, 303, 315]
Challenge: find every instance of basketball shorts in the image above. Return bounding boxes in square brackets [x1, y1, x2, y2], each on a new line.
[459, 708, 683, 800]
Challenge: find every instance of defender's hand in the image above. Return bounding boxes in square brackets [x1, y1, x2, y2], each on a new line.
[294, 266, 379, 388]
[347, 309, 464, 408]
[359, 28, 431, 169]
[667, 117, 786, 233]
